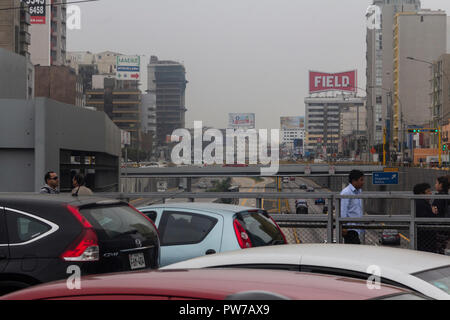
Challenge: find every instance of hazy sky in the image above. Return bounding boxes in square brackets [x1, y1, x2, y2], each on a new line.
[67, 0, 450, 130]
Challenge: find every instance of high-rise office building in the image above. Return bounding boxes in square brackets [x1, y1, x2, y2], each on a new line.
[394, 10, 447, 149]
[430, 54, 450, 149]
[148, 56, 188, 145]
[85, 78, 143, 149]
[28, 0, 67, 66]
[0, 1, 33, 98]
[366, 0, 421, 148]
[305, 95, 365, 158]
[0, 0, 31, 58]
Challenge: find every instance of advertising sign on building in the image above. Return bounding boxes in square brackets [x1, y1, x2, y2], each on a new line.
[280, 117, 305, 130]
[309, 70, 357, 94]
[121, 130, 131, 147]
[116, 55, 141, 80]
[22, 0, 46, 24]
[228, 113, 255, 129]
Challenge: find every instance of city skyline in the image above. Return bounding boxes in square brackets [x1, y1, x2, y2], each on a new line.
[65, 0, 450, 130]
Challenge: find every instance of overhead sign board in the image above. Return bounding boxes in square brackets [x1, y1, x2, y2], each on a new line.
[309, 70, 357, 94]
[228, 113, 255, 129]
[280, 117, 305, 130]
[372, 172, 399, 185]
[22, 0, 46, 24]
[116, 55, 140, 80]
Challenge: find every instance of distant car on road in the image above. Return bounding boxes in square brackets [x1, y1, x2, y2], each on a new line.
[295, 200, 308, 215]
[315, 198, 325, 205]
[282, 177, 289, 183]
[137, 203, 287, 267]
[307, 187, 315, 192]
[380, 229, 401, 246]
[300, 184, 308, 190]
[162, 244, 450, 300]
[1, 268, 420, 301]
[290, 177, 295, 181]
[197, 182, 208, 189]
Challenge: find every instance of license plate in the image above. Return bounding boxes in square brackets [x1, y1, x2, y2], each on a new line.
[129, 252, 146, 270]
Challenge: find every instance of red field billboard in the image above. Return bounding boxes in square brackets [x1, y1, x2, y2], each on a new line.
[309, 70, 357, 93]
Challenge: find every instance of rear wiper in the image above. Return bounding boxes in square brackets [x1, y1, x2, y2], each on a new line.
[271, 240, 285, 245]
[114, 229, 138, 238]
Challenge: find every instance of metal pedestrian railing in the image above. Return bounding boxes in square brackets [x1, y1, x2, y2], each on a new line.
[99, 191, 450, 254]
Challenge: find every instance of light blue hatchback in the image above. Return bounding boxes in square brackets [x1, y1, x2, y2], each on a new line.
[138, 203, 287, 267]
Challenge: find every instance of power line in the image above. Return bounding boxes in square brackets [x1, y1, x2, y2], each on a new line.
[0, 0, 100, 12]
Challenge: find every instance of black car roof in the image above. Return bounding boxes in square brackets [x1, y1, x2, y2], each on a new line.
[0, 193, 124, 207]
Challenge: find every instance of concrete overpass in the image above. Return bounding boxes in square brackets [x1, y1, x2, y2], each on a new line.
[121, 164, 384, 178]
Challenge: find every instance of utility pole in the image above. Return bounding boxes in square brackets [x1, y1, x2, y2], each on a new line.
[383, 127, 386, 166]
[439, 126, 442, 167]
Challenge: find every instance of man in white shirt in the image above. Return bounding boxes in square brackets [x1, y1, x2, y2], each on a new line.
[340, 170, 365, 244]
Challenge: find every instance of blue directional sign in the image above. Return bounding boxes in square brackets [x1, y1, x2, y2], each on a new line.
[372, 172, 399, 185]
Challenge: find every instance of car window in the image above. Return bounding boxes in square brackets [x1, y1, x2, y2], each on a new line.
[143, 211, 158, 223]
[159, 211, 218, 246]
[210, 264, 300, 271]
[80, 205, 156, 240]
[300, 265, 412, 290]
[6, 210, 51, 244]
[414, 265, 450, 294]
[235, 211, 285, 246]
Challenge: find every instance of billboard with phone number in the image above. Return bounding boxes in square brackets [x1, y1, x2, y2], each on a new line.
[22, 0, 46, 24]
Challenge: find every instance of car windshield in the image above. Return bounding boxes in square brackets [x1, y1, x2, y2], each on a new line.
[80, 205, 156, 240]
[414, 265, 450, 294]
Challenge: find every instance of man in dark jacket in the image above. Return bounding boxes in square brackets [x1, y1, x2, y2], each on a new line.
[414, 183, 436, 253]
[40, 171, 60, 194]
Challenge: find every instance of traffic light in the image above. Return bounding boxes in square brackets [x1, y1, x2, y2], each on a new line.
[407, 128, 439, 134]
[443, 144, 447, 152]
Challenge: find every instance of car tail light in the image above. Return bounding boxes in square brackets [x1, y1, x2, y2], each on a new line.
[268, 216, 288, 244]
[61, 205, 99, 262]
[233, 219, 252, 249]
[128, 204, 160, 237]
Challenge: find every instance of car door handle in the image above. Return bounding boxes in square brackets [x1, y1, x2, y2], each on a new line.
[205, 249, 216, 255]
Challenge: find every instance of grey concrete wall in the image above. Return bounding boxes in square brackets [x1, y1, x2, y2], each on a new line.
[0, 98, 121, 192]
[0, 149, 34, 191]
[33, 98, 121, 192]
[0, 48, 28, 99]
